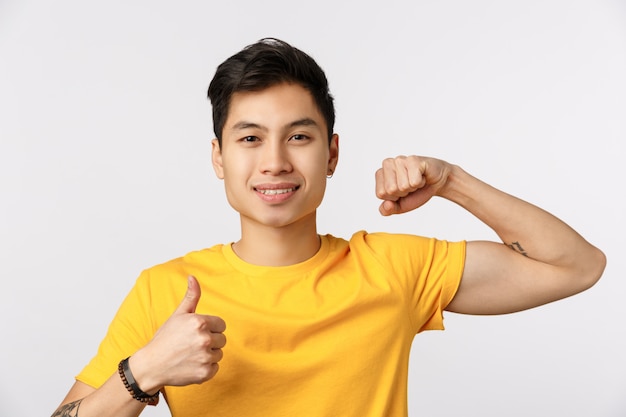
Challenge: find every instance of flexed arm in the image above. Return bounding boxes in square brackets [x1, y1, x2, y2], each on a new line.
[375, 156, 606, 315]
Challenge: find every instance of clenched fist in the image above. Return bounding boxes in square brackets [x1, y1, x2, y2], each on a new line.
[375, 155, 454, 216]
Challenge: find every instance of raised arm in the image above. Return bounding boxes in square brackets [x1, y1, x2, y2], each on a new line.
[375, 155, 606, 315]
[51, 276, 226, 417]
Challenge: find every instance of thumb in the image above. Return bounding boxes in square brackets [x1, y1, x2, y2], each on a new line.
[174, 275, 201, 315]
[379, 199, 400, 216]
[379, 188, 434, 216]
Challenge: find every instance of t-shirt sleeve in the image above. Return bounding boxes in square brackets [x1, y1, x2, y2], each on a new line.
[407, 237, 465, 332]
[357, 232, 466, 334]
[76, 270, 158, 388]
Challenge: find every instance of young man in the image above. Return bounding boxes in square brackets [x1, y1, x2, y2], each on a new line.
[52, 38, 606, 417]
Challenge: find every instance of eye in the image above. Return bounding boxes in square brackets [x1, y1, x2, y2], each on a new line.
[290, 134, 309, 141]
[241, 136, 259, 143]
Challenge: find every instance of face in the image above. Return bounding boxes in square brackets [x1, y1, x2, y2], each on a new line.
[212, 82, 339, 231]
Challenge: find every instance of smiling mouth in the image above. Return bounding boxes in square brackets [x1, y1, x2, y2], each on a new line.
[255, 186, 299, 195]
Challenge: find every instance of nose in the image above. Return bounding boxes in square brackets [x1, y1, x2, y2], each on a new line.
[259, 141, 292, 175]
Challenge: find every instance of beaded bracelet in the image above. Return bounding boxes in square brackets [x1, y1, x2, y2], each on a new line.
[118, 357, 160, 406]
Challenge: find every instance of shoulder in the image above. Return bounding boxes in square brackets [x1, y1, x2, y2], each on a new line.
[322, 230, 433, 260]
[346, 230, 438, 251]
[337, 230, 465, 267]
[136, 243, 228, 285]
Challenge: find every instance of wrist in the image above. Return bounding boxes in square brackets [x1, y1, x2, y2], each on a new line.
[127, 353, 162, 396]
[437, 164, 471, 204]
[119, 356, 160, 405]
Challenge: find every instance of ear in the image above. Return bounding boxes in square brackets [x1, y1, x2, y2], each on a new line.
[327, 134, 339, 175]
[211, 139, 225, 179]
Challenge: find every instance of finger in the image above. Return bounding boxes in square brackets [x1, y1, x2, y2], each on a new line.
[174, 275, 201, 315]
[393, 157, 412, 193]
[375, 160, 401, 201]
[403, 156, 427, 190]
[209, 347, 224, 363]
[208, 332, 227, 349]
[374, 168, 388, 200]
[206, 362, 220, 380]
[206, 315, 227, 333]
[383, 157, 403, 197]
[392, 156, 427, 195]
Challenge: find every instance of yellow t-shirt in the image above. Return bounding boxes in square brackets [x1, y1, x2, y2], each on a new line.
[77, 231, 465, 416]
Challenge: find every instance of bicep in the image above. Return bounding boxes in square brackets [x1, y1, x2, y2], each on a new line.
[445, 240, 573, 315]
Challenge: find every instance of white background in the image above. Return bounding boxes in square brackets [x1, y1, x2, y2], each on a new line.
[1, 1, 625, 416]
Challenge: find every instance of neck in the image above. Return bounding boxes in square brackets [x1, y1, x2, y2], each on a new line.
[233, 214, 320, 266]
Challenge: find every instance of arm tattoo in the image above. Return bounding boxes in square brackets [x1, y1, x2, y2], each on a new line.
[51, 399, 82, 417]
[507, 241, 528, 257]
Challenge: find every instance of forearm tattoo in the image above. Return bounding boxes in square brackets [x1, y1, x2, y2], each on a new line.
[507, 241, 528, 257]
[51, 399, 82, 417]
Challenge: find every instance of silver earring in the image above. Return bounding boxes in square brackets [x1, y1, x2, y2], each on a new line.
[327, 169, 334, 179]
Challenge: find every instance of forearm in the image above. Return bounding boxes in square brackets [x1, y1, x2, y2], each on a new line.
[51, 357, 158, 417]
[444, 164, 605, 282]
[52, 381, 145, 417]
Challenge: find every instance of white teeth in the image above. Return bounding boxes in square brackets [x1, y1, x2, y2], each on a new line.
[258, 188, 296, 195]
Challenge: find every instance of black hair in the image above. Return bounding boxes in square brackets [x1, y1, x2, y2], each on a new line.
[207, 38, 335, 147]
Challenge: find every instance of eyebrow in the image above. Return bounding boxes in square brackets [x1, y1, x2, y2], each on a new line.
[230, 118, 320, 132]
[231, 121, 265, 131]
[289, 118, 319, 128]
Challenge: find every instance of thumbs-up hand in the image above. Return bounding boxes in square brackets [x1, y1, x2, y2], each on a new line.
[129, 276, 227, 392]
